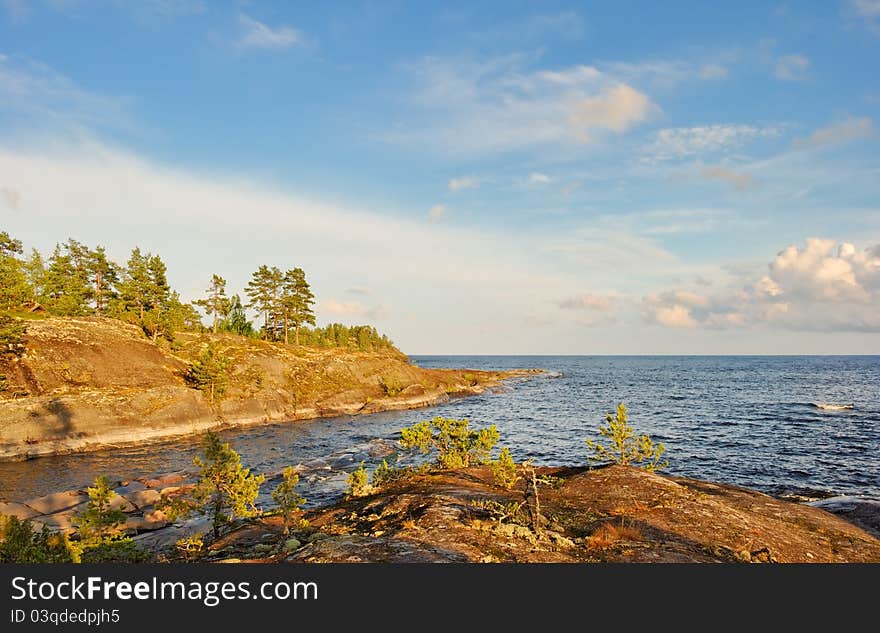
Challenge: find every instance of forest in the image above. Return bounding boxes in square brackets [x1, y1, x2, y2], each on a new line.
[0, 230, 398, 353]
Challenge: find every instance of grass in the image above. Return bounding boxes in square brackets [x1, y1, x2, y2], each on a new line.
[586, 522, 642, 550]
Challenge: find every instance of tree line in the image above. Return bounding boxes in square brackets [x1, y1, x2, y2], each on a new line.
[0, 230, 398, 352]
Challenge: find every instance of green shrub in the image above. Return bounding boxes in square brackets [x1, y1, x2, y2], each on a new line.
[378, 375, 403, 397]
[175, 533, 205, 562]
[586, 403, 668, 472]
[0, 515, 75, 563]
[0, 315, 25, 357]
[346, 461, 371, 497]
[80, 539, 152, 563]
[272, 466, 306, 536]
[400, 417, 499, 469]
[492, 447, 519, 490]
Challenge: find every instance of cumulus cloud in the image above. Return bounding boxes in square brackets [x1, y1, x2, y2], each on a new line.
[386, 56, 656, 154]
[642, 124, 780, 162]
[448, 176, 479, 192]
[238, 14, 305, 50]
[567, 83, 654, 143]
[700, 166, 755, 191]
[428, 204, 445, 221]
[774, 54, 810, 81]
[793, 117, 875, 149]
[643, 238, 880, 332]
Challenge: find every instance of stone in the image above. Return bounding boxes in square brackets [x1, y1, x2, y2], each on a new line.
[107, 495, 136, 513]
[123, 514, 168, 533]
[141, 473, 186, 489]
[122, 489, 161, 509]
[284, 538, 302, 552]
[22, 491, 87, 515]
[37, 512, 76, 532]
[0, 502, 42, 520]
[114, 482, 146, 496]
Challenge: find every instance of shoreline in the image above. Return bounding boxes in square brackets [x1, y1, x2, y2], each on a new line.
[0, 369, 542, 462]
[3, 464, 877, 563]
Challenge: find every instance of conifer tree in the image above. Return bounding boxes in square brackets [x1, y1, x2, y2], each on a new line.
[118, 248, 151, 321]
[0, 231, 30, 310]
[245, 265, 273, 339]
[194, 274, 229, 334]
[43, 239, 92, 315]
[224, 294, 253, 337]
[88, 246, 120, 316]
[23, 248, 45, 304]
[144, 254, 171, 341]
[282, 267, 315, 346]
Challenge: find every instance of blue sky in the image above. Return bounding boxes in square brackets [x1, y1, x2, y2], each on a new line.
[1, 1, 878, 354]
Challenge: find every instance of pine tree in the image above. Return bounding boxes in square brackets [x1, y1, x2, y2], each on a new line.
[245, 265, 273, 339]
[43, 240, 92, 315]
[224, 294, 253, 337]
[0, 231, 30, 310]
[161, 433, 265, 540]
[194, 274, 229, 334]
[144, 254, 171, 341]
[88, 246, 120, 316]
[23, 248, 45, 305]
[282, 267, 315, 346]
[118, 248, 151, 321]
[186, 343, 232, 404]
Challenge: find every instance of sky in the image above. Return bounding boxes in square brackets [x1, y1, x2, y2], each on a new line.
[0, 1, 878, 354]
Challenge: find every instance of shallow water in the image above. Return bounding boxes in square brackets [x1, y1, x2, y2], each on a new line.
[1, 356, 878, 505]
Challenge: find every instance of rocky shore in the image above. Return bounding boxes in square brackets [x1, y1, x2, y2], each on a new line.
[3, 464, 878, 563]
[0, 317, 538, 460]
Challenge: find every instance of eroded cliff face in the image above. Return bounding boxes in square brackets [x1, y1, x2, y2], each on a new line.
[0, 317, 529, 460]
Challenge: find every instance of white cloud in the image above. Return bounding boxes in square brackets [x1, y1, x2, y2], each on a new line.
[774, 54, 810, 81]
[448, 176, 479, 192]
[643, 238, 880, 332]
[793, 117, 875, 149]
[642, 124, 780, 161]
[700, 166, 756, 191]
[386, 56, 656, 154]
[0, 55, 136, 133]
[568, 83, 654, 143]
[528, 172, 551, 184]
[428, 204, 445, 221]
[238, 14, 305, 50]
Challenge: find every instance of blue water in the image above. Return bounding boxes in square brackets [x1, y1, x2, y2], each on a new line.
[1, 356, 878, 505]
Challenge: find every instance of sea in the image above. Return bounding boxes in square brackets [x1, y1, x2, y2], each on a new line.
[1, 356, 878, 506]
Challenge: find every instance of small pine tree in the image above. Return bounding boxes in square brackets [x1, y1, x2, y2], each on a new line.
[586, 403, 668, 472]
[400, 417, 499, 469]
[492, 447, 519, 490]
[271, 467, 306, 536]
[346, 461, 370, 497]
[73, 475, 127, 548]
[163, 433, 265, 540]
[187, 344, 232, 404]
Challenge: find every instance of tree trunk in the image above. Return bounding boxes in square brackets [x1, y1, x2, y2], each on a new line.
[295, 324, 300, 346]
[94, 271, 102, 315]
[284, 312, 289, 345]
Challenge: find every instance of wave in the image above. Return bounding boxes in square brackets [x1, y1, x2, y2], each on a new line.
[812, 402, 855, 411]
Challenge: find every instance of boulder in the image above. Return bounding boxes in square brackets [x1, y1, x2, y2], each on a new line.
[22, 491, 87, 515]
[0, 501, 42, 521]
